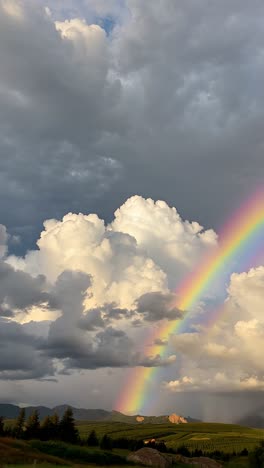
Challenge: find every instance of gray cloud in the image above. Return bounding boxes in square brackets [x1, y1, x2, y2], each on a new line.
[0, 319, 54, 380]
[154, 338, 168, 346]
[66, 327, 134, 369]
[0, 1, 122, 246]
[0, 262, 179, 378]
[43, 271, 137, 369]
[78, 309, 105, 331]
[0, 260, 53, 314]
[136, 291, 183, 322]
[1, 0, 264, 249]
[79, 305, 132, 331]
[0, 225, 8, 258]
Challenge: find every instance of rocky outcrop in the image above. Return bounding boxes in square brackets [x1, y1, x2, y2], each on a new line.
[168, 413, 187, 424]
[173, 454, 223, 467]
[136, 415, 145, 422]
[127, 448, 222, 468]
[127, 447, 172, 467]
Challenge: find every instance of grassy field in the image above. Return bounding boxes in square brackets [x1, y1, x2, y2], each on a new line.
[0, 438, 69, 465]
[0, 438, 135, 467]
[2, 421, 264, 467]
[77, 420, 264, 454]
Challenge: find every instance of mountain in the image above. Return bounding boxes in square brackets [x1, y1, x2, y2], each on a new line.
[0, 404, 111, 421]
[0, 403, 196, 424]
[0, 404, 20, 418]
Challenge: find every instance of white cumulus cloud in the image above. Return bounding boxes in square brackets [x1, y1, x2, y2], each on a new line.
[165, 266, 264, 393]
[8, 196, 216, 311]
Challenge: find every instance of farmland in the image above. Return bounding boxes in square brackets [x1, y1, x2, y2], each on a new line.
[2, 420, 264, 467]
[77, 420, 264, 454]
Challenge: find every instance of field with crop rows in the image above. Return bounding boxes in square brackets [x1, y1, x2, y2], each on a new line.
[77, 421, 264, 454]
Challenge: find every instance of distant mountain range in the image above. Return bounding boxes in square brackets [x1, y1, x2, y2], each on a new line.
[0, 403, 198, 424]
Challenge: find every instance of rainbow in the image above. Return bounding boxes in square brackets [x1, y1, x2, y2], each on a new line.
[115, 189, 264, 414]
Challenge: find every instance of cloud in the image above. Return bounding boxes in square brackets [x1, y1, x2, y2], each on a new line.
[164, 375, 264, 393]
[0, 0, 122, 244]
[0, 224, 8, 258]
[40, 271, 178, 370]
[78, 309, 105, 331]
[136, 291, 183, 322]
[0, 194, 218, 376]
[111, 196, 217, 285]
[1, 194, 264, 407]
[0, 319, 54, 380]
[1, 0, 264, 249]
[0, 260, 56, 320]
[164, 376, 195, 392]
[154, 338, 168, 346]
[163, 266, 264, 393]
[8, 196, 216, 311]
[2, 0, 24, 20]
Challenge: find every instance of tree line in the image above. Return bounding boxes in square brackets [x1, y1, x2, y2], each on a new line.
[0, 407, 79, 444]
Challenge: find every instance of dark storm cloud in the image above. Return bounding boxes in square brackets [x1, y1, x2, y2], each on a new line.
[46, 324, 175, 370]
[0, 0, 122, 246]
[42, 270, 135, 369]
[39, 271, 175, 369]
[0, 261, 51, 310]
[78, 309, 105, 331]
[0, 225, 8, 257]
[46, 320, 135, 369]
[63, 327, 134, 369]
[0, 263, 176, 378]
[1, 0, 264, 249]
[136, 292, 183, 322]
[0, 319, 54, 380]
[79, 306, 131, 331]
[112, 0, 264, 226]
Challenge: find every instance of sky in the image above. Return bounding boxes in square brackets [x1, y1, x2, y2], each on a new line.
[1, 0, 264, 422]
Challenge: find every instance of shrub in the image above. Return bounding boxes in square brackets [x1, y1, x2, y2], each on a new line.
[87, 429, 99, 446]
[249, 441, 264, 467]
[100, 434, 113, 450]
[30, 440, 127, 465]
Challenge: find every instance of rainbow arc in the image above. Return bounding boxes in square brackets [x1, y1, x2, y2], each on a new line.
[115, 189, 264, 415]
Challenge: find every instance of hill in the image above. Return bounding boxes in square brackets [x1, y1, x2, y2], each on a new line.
[0, 403, 195, 424]
[0, 437, 68, 464]
[0, 403, 110, 421]
[76, 420, 264, 454]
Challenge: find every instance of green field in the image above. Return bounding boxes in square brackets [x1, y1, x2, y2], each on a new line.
[2, 421, 264, 467]
[77, 420, 264, 454]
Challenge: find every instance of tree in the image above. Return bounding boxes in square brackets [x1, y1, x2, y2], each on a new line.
[87, 429, 99, 446]
[14, 408, 26, 439]
[0, 416, 5, 437]
[40, 415, 52, 440]
[177, 445, 190, 457]
[100, 434, 112, 450]
[59, 407, 79, 444]
[51, 412, 59, 439]
[249, 441, 264, 467]
[25, 410, 40, 439]
[50, 412, 59, 428]
[241, 448, 249, 457]
[40, 412, 60, 441]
